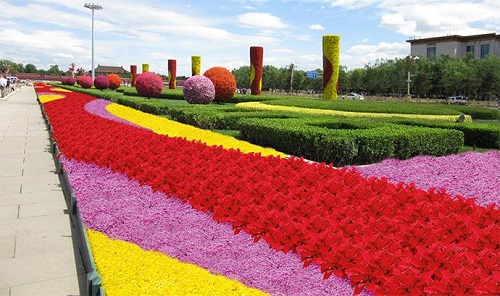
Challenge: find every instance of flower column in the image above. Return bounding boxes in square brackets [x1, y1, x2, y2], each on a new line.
[168, 59, 177, 89]
[250, 46, 263, 96]
[130, 65, 137, 87]
[322, 35, 340, 100]
[191, 56, 201, 76]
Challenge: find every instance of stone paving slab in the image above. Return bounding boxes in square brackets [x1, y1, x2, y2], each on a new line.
[0, 213, 71, 237]
[19, 200, 68, 218]
[0, 249, 78, 288]
[0, 191, 64, 207]
[9, 275, 81, 296]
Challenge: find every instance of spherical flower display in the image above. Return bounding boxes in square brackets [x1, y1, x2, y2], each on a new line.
[135, 72, 164, 98]
[94, 75, 110, 91]
[183, 75, 215, 104]
[107, 74, 122, 90]
[77, 76, 93, 89]
[61, 76, 76, 86]
[203, 67, 236, 102]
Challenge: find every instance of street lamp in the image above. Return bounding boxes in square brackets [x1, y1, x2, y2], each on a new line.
[406, 56, 419, 98]
[84, 3, 103, 82]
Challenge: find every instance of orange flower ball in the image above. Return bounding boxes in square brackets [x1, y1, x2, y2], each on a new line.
[203, 67, 236, 102]
[107, 74, 122, 90]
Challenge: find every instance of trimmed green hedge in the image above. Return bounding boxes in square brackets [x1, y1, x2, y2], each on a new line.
[445, 105, 500, 120]
[239, 118, 464, 166]
[386, 118, 500, 149]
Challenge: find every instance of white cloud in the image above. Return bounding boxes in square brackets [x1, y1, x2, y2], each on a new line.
[326, 0, 381, 9]
[309, 24, 325, 30]
[342, 41, 409, 69]
[378, 1, 497, 38]
[380, 13, 416, 36]
[238, 13, 288, 29]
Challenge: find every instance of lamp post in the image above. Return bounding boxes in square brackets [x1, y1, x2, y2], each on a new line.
[406, 55, 419, 98]
[84, 3, 103, 82]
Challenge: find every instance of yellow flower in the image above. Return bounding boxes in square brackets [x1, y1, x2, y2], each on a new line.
[106, 103, 286, 157]
[50, 87, 73, 93]
[39, 94, 66, 104]
[236, 102, 473, 123]
[87, 230, 268, 296]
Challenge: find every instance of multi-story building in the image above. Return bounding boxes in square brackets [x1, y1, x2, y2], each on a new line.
[407, 32, 500, 59]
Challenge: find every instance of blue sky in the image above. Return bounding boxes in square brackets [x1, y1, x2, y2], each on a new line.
[0, 0, 498, 76]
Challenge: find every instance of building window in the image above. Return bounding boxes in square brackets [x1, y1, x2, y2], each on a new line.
[427, 46, 436, 58]
[466, 45, 475, 56]
[480, 44, 490, 59]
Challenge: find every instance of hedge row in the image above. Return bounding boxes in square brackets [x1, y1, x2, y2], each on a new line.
[445, 105, 500, 120]
[386, 118, 500, 149]
[264, 98, 500, 120]
[239, 118, 464, 166]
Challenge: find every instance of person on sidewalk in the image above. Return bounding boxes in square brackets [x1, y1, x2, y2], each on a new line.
[0, 74, 8, 97]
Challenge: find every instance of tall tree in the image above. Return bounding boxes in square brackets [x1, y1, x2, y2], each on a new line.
[47, 64, 62, 75]
[232, 66, 250, 88]
[24, 63, 37, 73]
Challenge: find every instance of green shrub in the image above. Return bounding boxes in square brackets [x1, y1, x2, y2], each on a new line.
[239, 118, 464, 166]
[387, 118, 500, 149]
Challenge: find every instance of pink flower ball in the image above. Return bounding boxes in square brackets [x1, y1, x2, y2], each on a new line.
[183, 75, 215, 104]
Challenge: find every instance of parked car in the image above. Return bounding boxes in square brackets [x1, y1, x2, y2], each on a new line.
[446, 96, 468, 105]
[342, 93, 364, 100]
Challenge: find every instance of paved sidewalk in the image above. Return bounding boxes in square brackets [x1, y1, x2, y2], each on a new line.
[0, 86, 84, 296]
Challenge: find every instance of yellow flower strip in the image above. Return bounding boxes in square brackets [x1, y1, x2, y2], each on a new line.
[87, 229, 268, 296]
[50, 87, 73, 92]
[236, 101, 473, 123]
[38, 94, 66, 104]
[105, 103, 286, 157]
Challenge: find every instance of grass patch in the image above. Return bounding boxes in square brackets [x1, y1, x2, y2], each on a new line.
[211, 129, 242, 139]
[458, 146, 494, 154]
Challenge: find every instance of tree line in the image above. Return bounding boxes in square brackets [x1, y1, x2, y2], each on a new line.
[232, 55, 500, 100]
[3, 54, 499, 100]
[0, 60, 75, 76]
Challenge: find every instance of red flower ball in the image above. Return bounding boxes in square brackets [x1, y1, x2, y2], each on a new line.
[77, 76, 93, 89]
[61, 76, 76, 86]
[94, 75, 110, 90]
[135, 72, 164, 98]
[203, 67, 236, 102]
[107, 74, 122, 90]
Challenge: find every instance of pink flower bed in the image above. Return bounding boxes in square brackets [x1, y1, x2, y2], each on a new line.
[356, 151, 500, 208]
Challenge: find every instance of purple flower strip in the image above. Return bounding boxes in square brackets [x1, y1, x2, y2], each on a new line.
[61, 156, 368, 296]
[356, 151, 500, 208]
[84, 99, 148, 130]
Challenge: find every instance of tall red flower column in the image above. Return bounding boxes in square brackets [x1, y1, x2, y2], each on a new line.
[130, 65, 137, 87]
[191, 56, 201, 76]
[322, 35, 341, 100]
[250, 46, 263, 95]
[168, 59, 177, 89]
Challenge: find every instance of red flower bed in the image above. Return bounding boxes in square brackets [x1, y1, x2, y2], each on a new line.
[42, 89, 500, 295]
